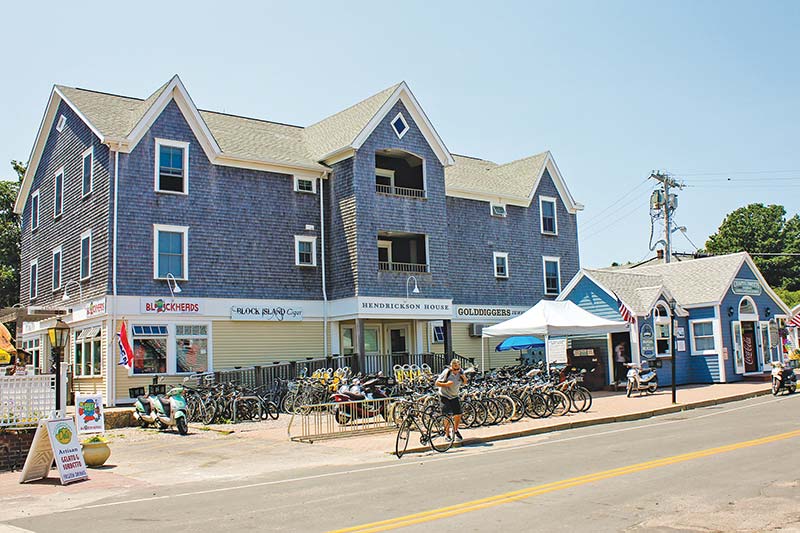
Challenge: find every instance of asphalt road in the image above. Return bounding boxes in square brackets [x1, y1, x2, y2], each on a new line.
[5, 393, 800, 532]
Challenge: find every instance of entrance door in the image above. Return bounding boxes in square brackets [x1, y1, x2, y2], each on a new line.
[741, 322, 759, 373]
[385, 325, 409, 354]
[363, 327, 381, 355]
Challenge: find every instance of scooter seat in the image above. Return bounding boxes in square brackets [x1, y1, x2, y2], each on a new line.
[158, 395, 171, 417]
[343, 392, 366, 401]
[137, 396, 153, 413]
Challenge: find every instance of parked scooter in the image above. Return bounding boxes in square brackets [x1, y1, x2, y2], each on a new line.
[331, 376, 389, 425]
[625, 361, 658, 397]
[771, 361, 797, 396]
[131, 379, 189, 435]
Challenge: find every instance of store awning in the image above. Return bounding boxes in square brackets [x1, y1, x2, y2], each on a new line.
[482, 300, 629, 337]
[495, 336, 544, 352]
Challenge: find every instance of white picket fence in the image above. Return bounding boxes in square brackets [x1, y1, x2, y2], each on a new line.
[0, 364, 67, 428]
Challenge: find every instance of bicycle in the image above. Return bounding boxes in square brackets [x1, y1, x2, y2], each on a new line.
[395, 401, 454, 459]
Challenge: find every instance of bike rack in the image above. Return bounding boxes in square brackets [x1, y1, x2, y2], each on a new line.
[231, 395, 263, 423]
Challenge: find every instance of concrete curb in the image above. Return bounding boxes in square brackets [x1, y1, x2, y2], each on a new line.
[395, 387, 773, 456]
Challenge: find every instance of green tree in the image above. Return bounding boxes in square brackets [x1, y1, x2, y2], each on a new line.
[775, 288, 800, 309]
[705, 203, 800, 291]
[0, 161, 24, 308]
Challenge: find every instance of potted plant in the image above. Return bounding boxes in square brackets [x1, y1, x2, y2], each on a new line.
[81, 435, 111, 467]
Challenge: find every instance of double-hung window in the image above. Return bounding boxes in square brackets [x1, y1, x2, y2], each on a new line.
[23, 338, 41, 371]
[132, 325, 168, 374]
[31, 190, 40, 232]
[155, 139, 189, 194]
[295, 236, 317, 266]
[540, 196, 557, 235]
[154, 224, 188, 279]
[654, 304, 671, 356]
[29, 259, 38, 300]
[690, 320, 717, 355]
[176, 325, 209, 373]
[74, 327, 102, 377]
[54, 168, 64, 218]
[493, 252, 509, 279]
[543, 256, 561, 295]
[82, 147, 93, 197]
[52, 246, 62, 291]
[80, 230, 92, 280]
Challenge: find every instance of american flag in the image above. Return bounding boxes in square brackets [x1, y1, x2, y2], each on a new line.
[617, 297, 635, 324]
[789, 314, 800, 328]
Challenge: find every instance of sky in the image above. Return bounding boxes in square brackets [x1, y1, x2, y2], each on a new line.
[1, 0, 798, 268]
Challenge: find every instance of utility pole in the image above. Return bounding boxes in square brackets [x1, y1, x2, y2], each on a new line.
[650, 171, 683, 404]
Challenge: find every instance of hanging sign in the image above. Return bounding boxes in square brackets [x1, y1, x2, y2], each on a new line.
[732, 279, 762, 296]
[640, 324, 656, 358]
[546, 338, 568, 364]
[19, 418, 88, 485]
[75, 394, 105, 434]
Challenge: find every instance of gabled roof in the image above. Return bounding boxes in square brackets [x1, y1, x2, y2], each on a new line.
[445, 151, 583, 212]
[561, 252, 791, 316]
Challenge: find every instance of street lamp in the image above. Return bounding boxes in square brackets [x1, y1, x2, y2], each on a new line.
[669, 298, 677, 405]
[406, 275, 420, 300]
[47, 318, 70, 417]
[62, 279, 83, 305]
[166, 273, 182, 299]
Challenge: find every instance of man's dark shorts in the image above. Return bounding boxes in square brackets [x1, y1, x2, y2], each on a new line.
[440, 396, 462, 416]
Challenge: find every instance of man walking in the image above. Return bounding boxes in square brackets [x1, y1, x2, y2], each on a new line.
[435, 359, 468, 442]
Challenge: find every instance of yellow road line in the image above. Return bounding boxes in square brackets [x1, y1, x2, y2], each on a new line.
[329, 428, 800, 533]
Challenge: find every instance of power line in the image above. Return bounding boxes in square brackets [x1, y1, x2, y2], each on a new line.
[580, 187, 653, 233]
[579, 176, 652, 226]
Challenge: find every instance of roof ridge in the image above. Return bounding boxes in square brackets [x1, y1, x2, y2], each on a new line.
[57, 85, 145, 102]
[306, 82, 401, 129]
[199, 108, 304, 129]
[491, 150, 549, 169]
[452, 153, 496, 163]
[635, 251, 747, 271]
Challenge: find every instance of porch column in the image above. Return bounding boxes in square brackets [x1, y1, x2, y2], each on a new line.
[354, 318, 365, 374]
[443, 319, 453, 357]
[415, 320, 425, 353]
[329, 321, 340, 354]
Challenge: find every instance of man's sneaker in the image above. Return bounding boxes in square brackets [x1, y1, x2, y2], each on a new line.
[454, 431, 463, 442]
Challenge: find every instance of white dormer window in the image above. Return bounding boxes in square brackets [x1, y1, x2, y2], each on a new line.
[490, 203, 507, 217]
[391, 113, 409, 139]
[294, 176, 317, 194]
[540, 196, 558, 235]
[56, 115, 67, 132]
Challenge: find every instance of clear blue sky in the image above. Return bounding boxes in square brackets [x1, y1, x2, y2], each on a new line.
[2, 0, 798, 268]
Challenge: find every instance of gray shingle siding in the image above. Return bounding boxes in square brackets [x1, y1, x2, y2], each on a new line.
[351, 101, 451, 299]
[325, 159, 358, 300]
[447, 168, 579, 306]
[19, 100, 110, 307]
[116, 100, 322, 299]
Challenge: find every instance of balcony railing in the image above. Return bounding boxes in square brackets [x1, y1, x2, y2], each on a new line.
[378, 261, 429, 273]
[376, 184, 427, 199]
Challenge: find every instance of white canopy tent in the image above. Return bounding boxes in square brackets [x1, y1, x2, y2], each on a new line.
[480, 300, 629, 371]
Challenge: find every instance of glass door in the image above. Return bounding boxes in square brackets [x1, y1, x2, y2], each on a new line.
[384, 324, 409, 354]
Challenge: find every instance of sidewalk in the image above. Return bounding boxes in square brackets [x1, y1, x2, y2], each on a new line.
[0, 381, 774, 520]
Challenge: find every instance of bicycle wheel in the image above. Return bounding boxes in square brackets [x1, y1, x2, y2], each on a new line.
[577, 387, 592, 412]
[266, 400, 280, 420]
[569, 389, 588, 413]
[548, 390, 570, 417]
[461, 401, 476, 428]
[395, 419, 411, 459]
[428, 414, 454, 453]
[507, 394, 525, 422]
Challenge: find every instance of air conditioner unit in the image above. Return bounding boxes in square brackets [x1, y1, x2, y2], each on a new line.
[469, 324, 484, 337]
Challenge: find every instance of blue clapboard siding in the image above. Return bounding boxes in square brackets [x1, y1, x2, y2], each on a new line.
[564, 276, 621, 320]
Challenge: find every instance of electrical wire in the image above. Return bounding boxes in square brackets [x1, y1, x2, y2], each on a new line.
[579, 176, 652, 226]
[580, 186, 654, 233]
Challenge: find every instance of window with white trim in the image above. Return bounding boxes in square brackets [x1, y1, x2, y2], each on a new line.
[52, 246, 62, 291]
[295, 236, 317, 267]
[80, 230, 92, 280]
[494, 252, 509, 278]
[654, 304, 671, 356]
[543, 256, 561, 295]
[56, 115, 67, 132]
[490, 203, 507, 217]
[30, 190, 40, 232]
[74, 327, 102, 377]
[341, 327, 355, 355]
[155, 139, 189, 194]
[391, 113, 409, 139]
[154, 224, 189, 279]
[132, 325, 168, 374]
[690, 319, 716, 355]
[22, 338, 41, 371]
[431, 322, 445, 344]
[54, 168, 64, 218]
[176, 325, 208, 373]
[540, 196, 557, 235]
[82, 147, 93, 197]
[29, 259, 38, 300]
[294, 176, 316, 194]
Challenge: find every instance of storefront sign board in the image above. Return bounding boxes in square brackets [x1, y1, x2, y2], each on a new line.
[230, 305, 303, 321]
[85, 298, 106, 317]
[19, 418, 88, 485]
[75, 394, 105, 434]
[357, 297, 452, 319]
[547, 338, 568, 364]
[640, 324, 656, 358]
[452, 305, 529, 322]
[732, 279, 762, 296]
[140, 298, 203, 314]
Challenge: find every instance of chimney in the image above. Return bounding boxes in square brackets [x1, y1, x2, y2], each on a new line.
[656, 249, 664, 260]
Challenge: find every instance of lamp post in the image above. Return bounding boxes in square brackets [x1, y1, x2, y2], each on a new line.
[48, 318, 70, 417]
[669, 298, 677, 404]
[406, 275, 420, 300]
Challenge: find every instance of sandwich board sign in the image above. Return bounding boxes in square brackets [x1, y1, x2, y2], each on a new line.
[75, 393, 105, 435]
[19, 418, 88, 485]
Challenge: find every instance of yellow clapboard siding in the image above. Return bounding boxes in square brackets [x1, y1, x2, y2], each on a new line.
[213, 320, 327, 368]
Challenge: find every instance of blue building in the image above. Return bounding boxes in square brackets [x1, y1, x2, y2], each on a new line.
[14, 76, 582, 404]
[558, 252, 791, 386]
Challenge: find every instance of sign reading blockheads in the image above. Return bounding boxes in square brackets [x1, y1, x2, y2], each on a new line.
[19, 418, 88, 485]
[75, 393, 105, 434]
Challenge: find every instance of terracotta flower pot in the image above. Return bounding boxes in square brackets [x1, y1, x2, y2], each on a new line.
[81, 441, 111, 467]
